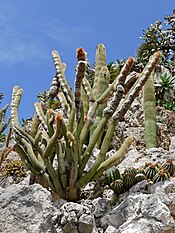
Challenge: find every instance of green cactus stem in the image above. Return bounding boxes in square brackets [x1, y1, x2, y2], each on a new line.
[135, 173, 146, 182]
[110, 179, 124, 195]
[123, 172, 136, 191]
[124, 167, 138, 176]
[144, 163, 158, 180]
[96, 57, 135, 104]
[0, 104, 10, 134]
[162, 159, 175, 176]
[153, 169, 170, 183]
[143, 71, 157, 148]
[105, 166, 121, 186]
[93, 44, 106, 98]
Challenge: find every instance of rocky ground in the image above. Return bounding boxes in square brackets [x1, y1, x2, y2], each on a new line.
[0, 97, 175, 233]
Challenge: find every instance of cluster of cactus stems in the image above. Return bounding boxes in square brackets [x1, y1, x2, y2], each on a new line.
[105, 159, 175, 198]
[10, 44, 161, 201]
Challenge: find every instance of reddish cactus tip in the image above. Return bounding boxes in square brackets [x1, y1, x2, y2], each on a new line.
[155, 51, 161, 57]
[76, 47, 86, 61]
[55, 113, 63, 121]
[47, 109, 53, 115]
[129, 56, 135, 61]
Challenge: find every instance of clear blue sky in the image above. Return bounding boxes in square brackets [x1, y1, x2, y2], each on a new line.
[1, 0, 174, 121]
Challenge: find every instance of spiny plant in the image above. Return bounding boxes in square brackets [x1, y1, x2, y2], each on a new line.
[105, 159, 174, 201]
[0, 104, 11, 143]
[10, 44, 160, 201]
[143, 71, 157, 148]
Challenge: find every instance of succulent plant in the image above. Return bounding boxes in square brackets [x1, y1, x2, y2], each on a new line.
[10, 45, 161, 201]
[123, 167, 138, 176]
[110, 179, 124, 195]
[135, 173, 146, 182]
[144, 163, 158, 180]
[123, 172, 136, 191]
[105, 167, 121, 186]
[153, 168, 170, 183]
[162, 159, 175, 176]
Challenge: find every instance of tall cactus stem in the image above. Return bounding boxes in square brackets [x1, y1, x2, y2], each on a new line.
[143, 71, 157, 148]
[91, 136, 133, 181]
[74, 48, 87, 122]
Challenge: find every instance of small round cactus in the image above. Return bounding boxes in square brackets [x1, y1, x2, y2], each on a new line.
[124, 167, 138, 176]
[105, 167, 121, 186]
[153, 169, 170, 183]
[162, 159, 175, 176]
[135, 173, 146, 182]
[123, 172, 136, 191]
[110, 179, 124, 195]
[144, 163, 158, 180]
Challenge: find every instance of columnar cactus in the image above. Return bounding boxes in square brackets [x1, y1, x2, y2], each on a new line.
[143, 71, 157, 148]
[10, 45, 161, 201]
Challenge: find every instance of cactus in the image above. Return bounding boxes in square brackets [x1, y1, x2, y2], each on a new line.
[153, 169, 170, 183]
[110, 179, 124, 195]
[124, 167, 138, 176]
[0, 104, 10, 135]
[144, 162, 158, 180]
[143, 71, 157, 148]
[162, 159, 175, 176]
[10, 45, 161, 201]
[105, 167, 121, 186]
[135, 173, 146, 182]
[123, 172, 136, 191]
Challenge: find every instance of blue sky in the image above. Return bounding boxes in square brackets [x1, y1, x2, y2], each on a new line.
[0, 0, 175, 121]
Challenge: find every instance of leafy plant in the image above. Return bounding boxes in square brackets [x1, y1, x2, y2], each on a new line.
[137, 9, 175, 73]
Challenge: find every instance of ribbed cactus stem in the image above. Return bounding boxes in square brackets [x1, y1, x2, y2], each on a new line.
[11, 86, 23, 126]
[82, 77, 95, 103]
[90, 66, 110, 138]
[79, 101, 98, 153]
[0, 104, 10, 133]
[52, 50, 73, 106]
[56, 142, 67, 189]
[143, 71, 157, 148]
[96, 57, 134, 104]
[29, 113, 40, 138]
[20, 137, 45, 171]
[112, 51, 161, 123]
[74, 48, 87, 122]
[124, 72, 139, 94]
[34, 102, 48, 132]
[78, 85, 124, 176]
[58, 92, 70, 117]
[91, 136, 133, 181]
[48, 75, 60, 99]
[44, 113, 62, 158]
[14, 144, 41, 175]
[93, 44, 106, 98]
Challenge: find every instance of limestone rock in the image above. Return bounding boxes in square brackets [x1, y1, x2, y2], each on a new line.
[0, 183, 58, 233]
[103, 179, 175, 233]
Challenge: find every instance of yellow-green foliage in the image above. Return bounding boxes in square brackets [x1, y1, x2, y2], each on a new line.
[1, 159, 27, 181]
